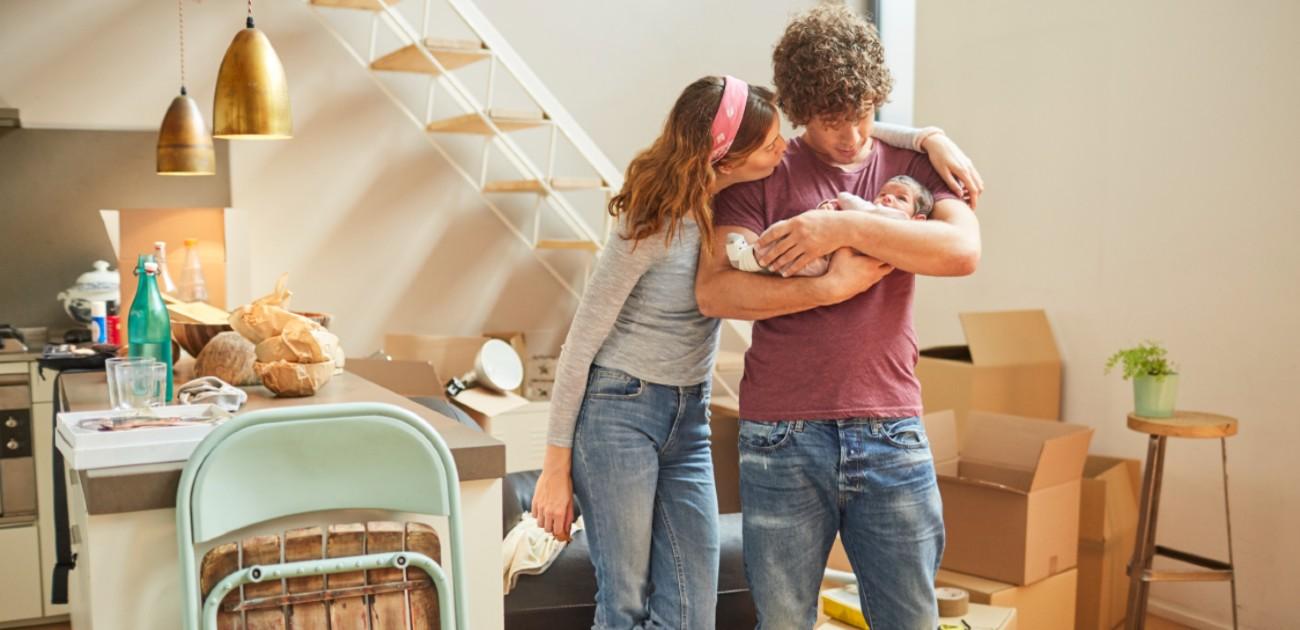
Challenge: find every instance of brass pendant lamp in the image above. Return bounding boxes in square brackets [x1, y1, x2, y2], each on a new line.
[213, 0, 291, 139]
[157, 0, 215, 175]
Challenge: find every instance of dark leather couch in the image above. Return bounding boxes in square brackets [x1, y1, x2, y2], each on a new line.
[411, 397, 757, 629]
[501, 470, 757, 629]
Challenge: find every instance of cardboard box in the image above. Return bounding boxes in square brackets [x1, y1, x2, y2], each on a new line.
[1077, 456, 1141, 630]
[925, 410, 1093, 585]
[917, 310, 1062, 437]
[709, 396, 743, 514]
[345, 358, 442, 398]
[376, 335, 550, 473]
[937, 567, 1077, 630]
[819, 587, 1017, 630]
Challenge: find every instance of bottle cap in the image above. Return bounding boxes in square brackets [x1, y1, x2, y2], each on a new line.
[90, 301, 106, 317]
[154, 241, 167, 250]
[184, 237, 199, 247]
[143, 261, 159, 275]
[106, 300, 119, 315]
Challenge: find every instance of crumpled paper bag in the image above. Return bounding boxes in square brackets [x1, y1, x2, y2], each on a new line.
[254, 360, 335, 397]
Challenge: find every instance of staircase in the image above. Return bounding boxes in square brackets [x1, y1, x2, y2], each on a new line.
[305, 0, 746, 399]
[304, 0, 620, 297]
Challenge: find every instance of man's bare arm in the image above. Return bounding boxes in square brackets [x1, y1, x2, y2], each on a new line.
[695, 226, 893, 321]
[758, 197, 980, 277]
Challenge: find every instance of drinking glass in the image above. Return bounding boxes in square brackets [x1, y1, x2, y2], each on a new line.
[105, 357, 154, 410]
[115, 361, 166, 412]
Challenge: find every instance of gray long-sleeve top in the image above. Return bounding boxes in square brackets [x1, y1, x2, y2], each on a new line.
[545, 123, 937, 447]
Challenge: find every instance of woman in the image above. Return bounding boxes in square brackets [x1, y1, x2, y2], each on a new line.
[531, 75, 981, 629]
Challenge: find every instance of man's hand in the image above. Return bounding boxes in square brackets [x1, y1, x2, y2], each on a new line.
[817, 248, 894, 304]
[755, 210, 846, 277]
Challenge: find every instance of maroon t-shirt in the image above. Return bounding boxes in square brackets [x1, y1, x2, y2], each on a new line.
[713, 136, 959, 421]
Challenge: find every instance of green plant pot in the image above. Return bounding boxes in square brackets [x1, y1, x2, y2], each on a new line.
[1133, 374, 1179, 418]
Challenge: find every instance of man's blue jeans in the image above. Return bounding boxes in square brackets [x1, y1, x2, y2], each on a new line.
[738, 417, 945, 630]
[572, 366, 720, 629]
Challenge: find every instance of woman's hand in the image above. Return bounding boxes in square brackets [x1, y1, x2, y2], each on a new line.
[921, 133, 984, 209]
[755, 210, 846, 277]
[531, 446, 576, 541]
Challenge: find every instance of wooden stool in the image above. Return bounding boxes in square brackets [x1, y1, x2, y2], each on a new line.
[1125, 411, 1239, 630]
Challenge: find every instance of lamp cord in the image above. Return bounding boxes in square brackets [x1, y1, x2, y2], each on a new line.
[247, 0, 255, 28]
[178, 0, 186, 95]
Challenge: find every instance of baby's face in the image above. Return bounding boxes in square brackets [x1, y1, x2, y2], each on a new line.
[873, 181, 919, 217]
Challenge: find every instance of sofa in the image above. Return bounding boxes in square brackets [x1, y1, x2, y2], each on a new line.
[411, 397, 758, 629]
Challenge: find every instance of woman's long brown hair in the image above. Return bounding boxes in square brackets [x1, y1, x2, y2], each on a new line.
[609, 76, 777, 251]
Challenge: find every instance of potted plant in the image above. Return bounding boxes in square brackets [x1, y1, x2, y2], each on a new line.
[1105, 341, 1178, 418]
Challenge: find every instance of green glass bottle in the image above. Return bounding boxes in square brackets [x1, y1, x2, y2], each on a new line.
[127, 254, 174, 401]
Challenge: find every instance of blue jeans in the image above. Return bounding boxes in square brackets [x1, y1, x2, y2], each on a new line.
[571, 365, 720, 629]
[738, 417, 944, 630]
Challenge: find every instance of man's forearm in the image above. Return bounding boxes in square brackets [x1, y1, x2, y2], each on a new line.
[842, 204, 979, 276]
[696, 268, 830, 321]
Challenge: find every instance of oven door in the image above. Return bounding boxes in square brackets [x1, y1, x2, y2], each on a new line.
[0, 376, 36, 520]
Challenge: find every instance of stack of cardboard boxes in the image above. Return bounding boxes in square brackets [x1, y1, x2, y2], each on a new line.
[822, 310, 1141, 629]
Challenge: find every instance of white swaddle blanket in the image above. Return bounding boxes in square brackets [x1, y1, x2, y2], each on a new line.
[502, 515, 584, 594]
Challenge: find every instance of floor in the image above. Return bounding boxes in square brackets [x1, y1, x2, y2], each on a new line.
[31, 616, 1198, 630]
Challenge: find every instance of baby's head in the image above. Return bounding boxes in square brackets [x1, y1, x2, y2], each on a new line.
[874, 175, 933, 219]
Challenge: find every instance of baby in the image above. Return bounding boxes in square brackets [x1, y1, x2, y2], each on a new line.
[727, 175, 934, 276]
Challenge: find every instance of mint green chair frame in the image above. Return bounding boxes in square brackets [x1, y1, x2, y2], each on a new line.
[176, 402, 469, 630]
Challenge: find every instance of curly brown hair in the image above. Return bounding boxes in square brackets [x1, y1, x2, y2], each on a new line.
[772, 3, 893, 126]
[610, 77, 777, 251]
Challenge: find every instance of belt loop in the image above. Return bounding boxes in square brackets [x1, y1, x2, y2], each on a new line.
[794, 420, 805, 433]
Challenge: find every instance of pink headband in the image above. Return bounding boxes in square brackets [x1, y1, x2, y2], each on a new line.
[709, 76, 749, 163]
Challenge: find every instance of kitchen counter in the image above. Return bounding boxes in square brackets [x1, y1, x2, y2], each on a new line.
[61, 370, 505, 513]
[57, 370, 508, 629]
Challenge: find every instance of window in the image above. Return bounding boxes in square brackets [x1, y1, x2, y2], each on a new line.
[864, 0, 917, 126]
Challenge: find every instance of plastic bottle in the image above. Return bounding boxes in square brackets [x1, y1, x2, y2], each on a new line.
[127, 255, 174, 401]
[178, 238, 209, 303]
[89, 301, 107, 343]
[153, 241, 177, 295]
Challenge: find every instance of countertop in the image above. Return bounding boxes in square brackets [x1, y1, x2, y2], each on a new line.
[60, 370, 506, 515]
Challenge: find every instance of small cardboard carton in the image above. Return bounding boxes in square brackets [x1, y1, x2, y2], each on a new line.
[345, 358, 443, 398]
[925, 410, 1094, 585]
[917, 310, 1062, 437]
[936, 567, 1077, 630]
[1077, 456, 1142, 630]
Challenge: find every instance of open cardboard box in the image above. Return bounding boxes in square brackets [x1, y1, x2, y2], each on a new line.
[358, 334, 549, 473]
[937, 567, 1076, 630]
[917, 310, 1062, 437]
[1077, 456, 1142, 630]
[924, 410, 1093, 585]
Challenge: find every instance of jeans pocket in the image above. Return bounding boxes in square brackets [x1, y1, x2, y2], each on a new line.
[880, 417, 929, 450]
[737, 420, 795, 451]
[587, 366, 644, 400]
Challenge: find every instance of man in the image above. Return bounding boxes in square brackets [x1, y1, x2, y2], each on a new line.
[695, 5, 981, 628]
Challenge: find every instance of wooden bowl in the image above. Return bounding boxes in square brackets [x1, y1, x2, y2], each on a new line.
[171, 321, 235, 358]
[293, 311, 332, 329]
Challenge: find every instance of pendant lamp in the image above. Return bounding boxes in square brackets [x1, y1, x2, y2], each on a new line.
[213, 0, 292, 139]
[157, 0, 215, 175]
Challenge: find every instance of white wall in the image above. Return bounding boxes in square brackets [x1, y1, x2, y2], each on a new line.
[911, 2, 1300, 628]
[0, 0, 815, 355]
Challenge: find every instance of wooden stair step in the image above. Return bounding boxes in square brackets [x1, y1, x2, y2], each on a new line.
[371, 38, 491, 75]
[536, 239, 600, 252]
[426, 109, 548, 135]
[310, 0, 401, 10]
[483, 177, 605, 194]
